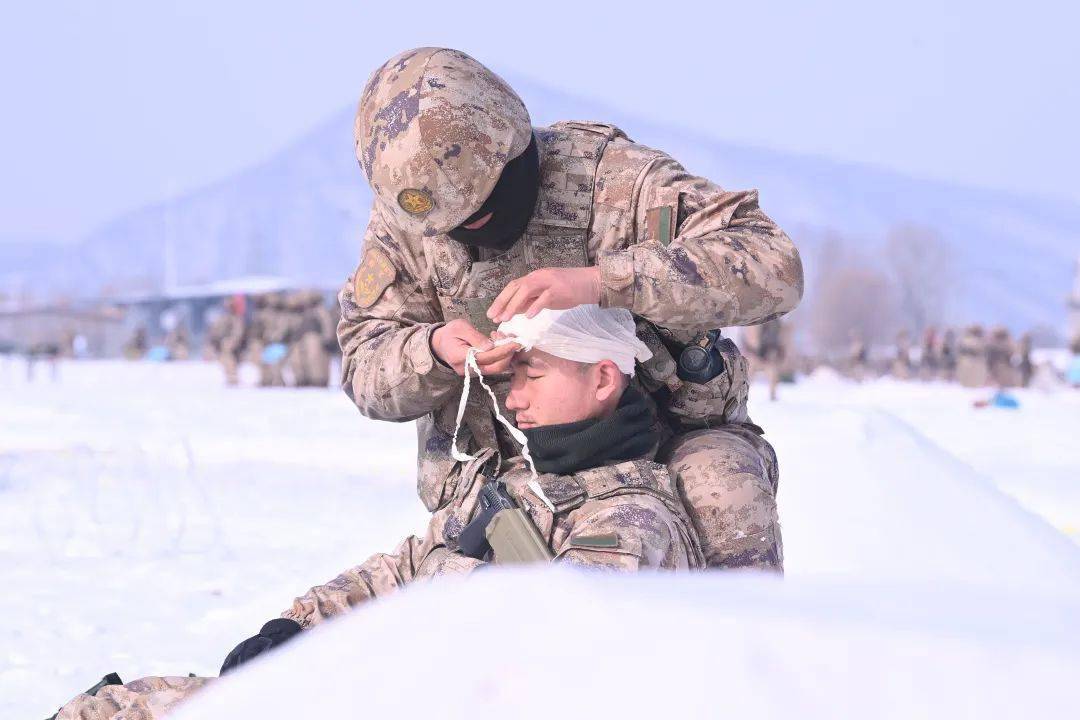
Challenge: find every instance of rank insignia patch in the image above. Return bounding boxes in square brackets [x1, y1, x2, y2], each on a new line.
[352, 248, 396, 308]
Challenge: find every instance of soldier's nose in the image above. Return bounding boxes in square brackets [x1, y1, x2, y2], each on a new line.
[505, 389, 525, 411]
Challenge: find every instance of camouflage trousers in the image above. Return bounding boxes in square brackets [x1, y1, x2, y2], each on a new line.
[56, 676, 210, 720]
[219, 352, 240, 386]
[659, 424, 783, 571]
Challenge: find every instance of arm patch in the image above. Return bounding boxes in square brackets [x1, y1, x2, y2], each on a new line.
[646, 205, 675, 246]
[352, 248, 397, 308]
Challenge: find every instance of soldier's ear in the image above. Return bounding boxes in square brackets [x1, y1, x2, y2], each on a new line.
[593, 360, 624, 404]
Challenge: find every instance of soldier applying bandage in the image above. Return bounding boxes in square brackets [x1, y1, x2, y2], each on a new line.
[341, 47, 801, 571]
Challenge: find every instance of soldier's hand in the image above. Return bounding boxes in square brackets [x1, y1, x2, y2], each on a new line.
[487, 267, 602, 323]
[475, 331, 519, 375]
[432, 319, 519, 376]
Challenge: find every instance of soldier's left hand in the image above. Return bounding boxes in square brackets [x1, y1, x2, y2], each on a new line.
[487, 267, 602, 323]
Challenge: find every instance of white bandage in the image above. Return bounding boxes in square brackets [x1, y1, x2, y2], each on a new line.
[496, 304, 651, 376]
[449, 304, 652, 478]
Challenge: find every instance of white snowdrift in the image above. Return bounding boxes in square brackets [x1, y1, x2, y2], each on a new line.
[763, 403, 1080, 592]
[5, 362, 1080, 718]
[176, 568, 1080, 720]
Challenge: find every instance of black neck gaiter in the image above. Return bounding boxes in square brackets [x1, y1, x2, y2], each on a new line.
[520, 386, 658, 475]
[447, 134, 540, 252]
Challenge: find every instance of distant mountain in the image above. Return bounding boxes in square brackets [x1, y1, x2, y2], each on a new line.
[8, 75, 1077, 332]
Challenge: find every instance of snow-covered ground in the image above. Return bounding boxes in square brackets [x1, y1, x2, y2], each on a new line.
[2, 359, 1078, 718]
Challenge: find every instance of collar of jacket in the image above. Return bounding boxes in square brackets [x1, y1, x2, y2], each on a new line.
[519, 385, 657, 475]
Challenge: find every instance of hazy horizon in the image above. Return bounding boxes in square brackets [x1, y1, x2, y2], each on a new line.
[2, 0, 1078, 245]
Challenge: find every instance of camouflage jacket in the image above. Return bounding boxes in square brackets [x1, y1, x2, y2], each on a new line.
[338, 121, 803, 501]
[213, 314, 245, 352]
[281, 450, 704, 628]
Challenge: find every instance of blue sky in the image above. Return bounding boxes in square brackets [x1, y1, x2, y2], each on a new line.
[2, 0, 1077, 243]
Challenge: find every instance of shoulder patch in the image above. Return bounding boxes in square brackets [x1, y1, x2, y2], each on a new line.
[352, 248, 397, 308]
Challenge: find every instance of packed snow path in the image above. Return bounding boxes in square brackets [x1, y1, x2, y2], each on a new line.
[2, 360, 1078, 718]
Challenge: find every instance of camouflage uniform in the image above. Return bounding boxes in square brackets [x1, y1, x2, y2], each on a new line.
[165, 326, 190, 361]
[919, 327, 940, 381]
[281, 450, 703, 627]
[986, 326, 1016, 388]
[940, 328, 958, 382]
[55, 676, 211, 720]
[54, 451, 701, 719]
[956, 325, 989, 388]
[743, 318, 786, 401]
[1017, 332, 1033, 388]
[847, 331, 868, 381]
[342, 47, 802, 572]
[288, 291, 335, 387]
[250, 293, 289, 387]
[891, 330, 912, 380]
[206, 301, 246, 386]
[245, 295, 267, 380]
[123, 326, 147, 360]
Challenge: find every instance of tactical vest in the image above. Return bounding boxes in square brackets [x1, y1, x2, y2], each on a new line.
[439, 455, 704, 569]
[414, 122, 750, 511]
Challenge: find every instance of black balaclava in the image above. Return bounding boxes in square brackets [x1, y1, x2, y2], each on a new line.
[447, 133, 540, 251]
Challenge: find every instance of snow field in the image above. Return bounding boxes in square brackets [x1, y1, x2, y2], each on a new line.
[2, 359, 1078, 718]
[177, 569, 1080, 720]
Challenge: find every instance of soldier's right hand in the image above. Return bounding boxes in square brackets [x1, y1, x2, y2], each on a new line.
[431, 319, 519, 376]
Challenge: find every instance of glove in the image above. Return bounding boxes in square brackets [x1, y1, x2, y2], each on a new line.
[219, 618, 302, 675]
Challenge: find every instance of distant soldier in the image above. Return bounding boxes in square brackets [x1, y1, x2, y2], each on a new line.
[744, 318, 785, 401]
[281, 292, 307, 384]
[123, 326, 148, 360]
[290, 291, 335, 388]
[258, 293, 290, 387]
[848, 330, 868, 382]
[986, 326, 1016, 388]
[165, 325, 190, 361]
[940, 328, 958, 383]
[956, 324, 989, 388]
[1016, 332, 1034, 388]
[25, 340, 61, 382]
[1068, 334, 1080, 388]
[891, 329, 913, 380]
[245, 294, 268, 375]
[919, 326, 940, 381]
[206, 295, 247, 386]
[60, 327, 76, 359]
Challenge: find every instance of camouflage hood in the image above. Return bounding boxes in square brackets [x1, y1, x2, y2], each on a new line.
[355, 47, 533, 237]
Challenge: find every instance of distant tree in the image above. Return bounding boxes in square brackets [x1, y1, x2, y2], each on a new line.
[885, 224, 953, 335]
[807, 233, 900, 356]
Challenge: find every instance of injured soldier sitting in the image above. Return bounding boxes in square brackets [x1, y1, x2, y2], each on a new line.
[52, 304, 704, 720]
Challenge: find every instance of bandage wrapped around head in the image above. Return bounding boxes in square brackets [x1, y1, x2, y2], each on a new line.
[451, 304, 652, 480]
[495, 304, 652, 376]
